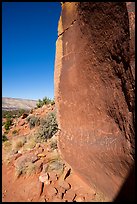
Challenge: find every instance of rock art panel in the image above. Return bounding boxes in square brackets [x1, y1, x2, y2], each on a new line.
[54, 2, 135, 201]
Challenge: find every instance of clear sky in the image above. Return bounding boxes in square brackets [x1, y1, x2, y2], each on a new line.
[2, 2, 61, 100]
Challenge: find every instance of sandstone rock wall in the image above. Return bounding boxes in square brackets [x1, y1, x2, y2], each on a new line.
[54, 2, 135, 201]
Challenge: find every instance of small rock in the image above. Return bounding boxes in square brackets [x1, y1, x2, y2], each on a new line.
[48, 171, 58, 182]
[35, 147, 44, 155]
[44, 185, 57, 199]
[34, 160, 43, 173]
[39, 173, 49, 183]
[18, 120, 25, 126]
[63, 189, 76, 201]
[37, 151, 47, 157]
[42, 164, 49, 173]
[14, 153, 22, 160]
[35, 143, 41, 148]
[12, 149, 18, 154]
[44, 180, 51, 185]
[56, 186, 66, 195]
[15, 153, 38, 168]
[38, 195, 46, 202]
[56, 191, 63, 200]
[58, 180, 71, 191]
[84, 192, 96, 201]
[75, 196, 85, 202]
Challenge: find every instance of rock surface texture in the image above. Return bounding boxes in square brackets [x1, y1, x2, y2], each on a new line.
[54, 2, 135, 201]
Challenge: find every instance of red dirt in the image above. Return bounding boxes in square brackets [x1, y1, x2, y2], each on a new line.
[2, 159, 98, 202]
[2, 104, 100, 202]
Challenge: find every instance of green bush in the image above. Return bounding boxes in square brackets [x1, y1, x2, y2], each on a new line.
[26, 116, 40, 129]
[43, 96, 52, 105]
[51, 100, 55, 105]
[2, 121, 5, 126]
[50, 140, 57, 150]
[5, 112, 12, 119]
[36, 99, 43, 108]
[36, 97, 55, 108]
[2, 109, 30, 119]
[17, 109, 25, 117]
[36, 111, 58, 142]
[12, 129, 18, 135]
[4, 119, 13, 130]
[2, 134, 8, 142]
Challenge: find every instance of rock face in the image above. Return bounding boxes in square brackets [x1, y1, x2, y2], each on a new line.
[54, 2, 135, 201]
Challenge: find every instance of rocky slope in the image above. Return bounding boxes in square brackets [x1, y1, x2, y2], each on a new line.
[2, 97, 37, 110]
[2, 104, 100, 202]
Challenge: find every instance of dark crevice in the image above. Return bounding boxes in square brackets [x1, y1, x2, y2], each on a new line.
[64, 169, 71, 180]
[72, 194, 77, 202]
[58, 19, 76, 37]
[40, 182, 44, 196]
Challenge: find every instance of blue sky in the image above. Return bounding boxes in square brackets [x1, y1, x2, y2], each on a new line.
[2, 2, 61, 100]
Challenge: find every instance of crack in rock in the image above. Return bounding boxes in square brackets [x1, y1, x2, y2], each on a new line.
[58, 20, 77, 37]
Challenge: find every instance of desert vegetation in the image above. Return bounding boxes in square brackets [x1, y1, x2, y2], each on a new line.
[2, 109, 29, 119]
[4, 118, 13, 131]
[2, 96, 98, 202]
[35, 111, 58, 142]
[36, 96, 55, 108]
[26, 115, 40, 129]
[2, 100, 58, 166]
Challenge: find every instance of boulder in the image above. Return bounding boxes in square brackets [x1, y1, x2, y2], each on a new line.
[18, 119, 25, 126]
[15, 153, 38, 168]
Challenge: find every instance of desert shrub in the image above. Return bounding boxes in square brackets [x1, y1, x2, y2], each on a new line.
[29, 109, 33, 114]
[15, 161, 36, 178]
[36, 97, 55, 108]
[4, 119, 13, 130]
[12, 129, 18, 135]
[17, 109, 26, 117]
[26, 162, 36, 175]
[12, 137, 26, 151]
[36, 99, 43, 108]
[50, 140, 57, 150]
[51, 100, 55, 105]
[26, 116, 40, 129]
[23, 136, 37, 150]
[42, 96, 52, 105]
[2, 110, 29, 119]
[3, 140, 11, 149]
[2, 121, 5, 126]
[36, 111, 58, 142]
[5, 112, 12, 119]
[2, 134, 8, 142]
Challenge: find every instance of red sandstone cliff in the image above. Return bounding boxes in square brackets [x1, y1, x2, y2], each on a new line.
[54, 2, 135, 201]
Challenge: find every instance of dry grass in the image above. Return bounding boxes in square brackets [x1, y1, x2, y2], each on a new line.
[15, 161, 36, 178]
[12, 136, 26, 151]
[2, 136, 26, 163]
[23, 139, 36, 150]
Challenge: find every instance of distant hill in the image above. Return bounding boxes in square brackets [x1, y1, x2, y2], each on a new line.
[2, 97, 38, 110]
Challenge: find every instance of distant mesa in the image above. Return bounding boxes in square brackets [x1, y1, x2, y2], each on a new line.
[2, 97, 38, 110]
